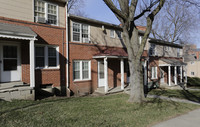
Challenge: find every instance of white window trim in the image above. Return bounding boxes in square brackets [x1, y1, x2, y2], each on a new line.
[34, 0, 59, 26]
[73, 60, 91, 81]
[72, 21, 90, 43]
[110, 29, 115, 38]
[35, 45, 59, 69]
[151, 66, 157, 79]
[139, 36, 142, 44]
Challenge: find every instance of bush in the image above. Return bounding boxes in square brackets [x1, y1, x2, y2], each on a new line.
[187, 77, 200, 87]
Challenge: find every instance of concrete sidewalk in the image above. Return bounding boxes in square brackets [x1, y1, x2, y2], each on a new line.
[152, 108, 200, 127]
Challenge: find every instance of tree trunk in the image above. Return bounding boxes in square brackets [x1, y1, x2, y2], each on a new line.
[128, 58, 145, 103]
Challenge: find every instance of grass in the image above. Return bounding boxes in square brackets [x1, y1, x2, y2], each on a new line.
[0, 93, 199, 127]
[148, 89, 200, 102]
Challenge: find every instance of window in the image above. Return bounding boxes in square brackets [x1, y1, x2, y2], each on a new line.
[149, 43, 156, 56]
[35, 45, 59, 69]
[34, 0, 58, 25]
[35, 47, 45, 68]
[191, 72, 195, 75]
[151, 67, 157, 79]
[177, 48, 180, 57]
[110, 30, 115, 38]
[139, 36, 142, 44]
[73, 60, 91, 80]
[48, 47, 57, 67]
[72, 22, 90, 43]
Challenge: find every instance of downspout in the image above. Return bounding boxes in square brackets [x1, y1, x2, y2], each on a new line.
[65, 0, 70, 96]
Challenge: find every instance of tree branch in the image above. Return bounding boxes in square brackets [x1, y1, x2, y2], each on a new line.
[103, 0, 127, 21]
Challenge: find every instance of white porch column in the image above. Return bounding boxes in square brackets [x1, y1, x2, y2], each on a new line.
[168, 66, 171, 86]
[30, 40, 35, 88]
[180, 66, 183, 83]
[174, 66, 177, 85]
[120, 59, 124, 90]
[104, 57, 108, 93]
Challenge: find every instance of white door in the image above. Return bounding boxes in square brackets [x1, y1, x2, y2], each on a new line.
[160, 69, 164, 83]
[98, 60, 105, 87]
[0, 44, 21, 82]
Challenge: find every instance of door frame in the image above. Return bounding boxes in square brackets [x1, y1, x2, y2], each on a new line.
[0, 41, 21, 83]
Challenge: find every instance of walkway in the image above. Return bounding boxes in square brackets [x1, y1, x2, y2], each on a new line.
[152, 108, 200, 127]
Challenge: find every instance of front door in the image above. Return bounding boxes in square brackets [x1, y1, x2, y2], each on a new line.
[0, 44, 21, 82]
[98, 60, 105, 87]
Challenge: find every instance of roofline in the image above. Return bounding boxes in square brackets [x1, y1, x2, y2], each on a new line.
[69, 14, 145, 34]
[149, 38, 183, 48]
[69, 14, 121, 29]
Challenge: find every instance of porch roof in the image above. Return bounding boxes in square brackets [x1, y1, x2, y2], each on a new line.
[0, 22, 37, 40]
[160, 58, 187, 66]
[93, 47, 128, 59]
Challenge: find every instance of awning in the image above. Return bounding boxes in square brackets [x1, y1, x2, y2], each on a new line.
[159, 58, 187, 66]
[0, 22, 37, 40]
[93, 47, 128, 59]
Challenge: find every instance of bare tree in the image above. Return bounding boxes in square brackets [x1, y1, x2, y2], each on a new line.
[103, 0, 165, 103]
[68, 0, 87, 17]
[152, 0, 200, 43]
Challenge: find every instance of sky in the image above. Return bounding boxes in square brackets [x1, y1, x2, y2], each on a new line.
[82, 0, 200, 48]
[83, 0, 120, 25]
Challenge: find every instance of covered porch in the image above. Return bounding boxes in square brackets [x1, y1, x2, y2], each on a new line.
[0, 22, 37, 100]
[159, 58, 187, 87]
[93, 48, 128, 93]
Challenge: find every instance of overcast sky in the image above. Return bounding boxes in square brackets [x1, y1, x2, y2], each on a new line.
[83, 0, 200, 48]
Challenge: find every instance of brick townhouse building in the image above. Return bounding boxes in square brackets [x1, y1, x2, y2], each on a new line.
[0, 0, 187, 100]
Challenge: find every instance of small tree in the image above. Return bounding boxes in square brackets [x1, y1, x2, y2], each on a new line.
[103, 0, 165, 103]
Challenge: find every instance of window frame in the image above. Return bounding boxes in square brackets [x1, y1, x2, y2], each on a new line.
[151, 66, 157, 79]
[35, 45, 59, 69]
[34, 0, 59, 26]
[191, 72, 195, 76]
[73, 60, 91, 81]
[72, 21, 90, 43]
[110, 29, 115, 38]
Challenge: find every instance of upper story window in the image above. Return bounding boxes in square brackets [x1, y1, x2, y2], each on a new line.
[177, 48, 180, 57]
[35, 45, 59, 69]
[110, 30, 115, 38]
[72, 22, 90, 43]
[149, 43, 156, 56]
[34, 0, 58, 25]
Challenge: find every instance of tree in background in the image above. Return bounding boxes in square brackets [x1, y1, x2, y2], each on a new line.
[68, 0, 87, 17]
[103, 0, 165, 103]
[152, 0, 200, 43]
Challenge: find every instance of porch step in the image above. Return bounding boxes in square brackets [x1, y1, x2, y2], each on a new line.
[0, 81, 25, 90]
[0, 82, 34, 101]
[93, 86, 125, 96]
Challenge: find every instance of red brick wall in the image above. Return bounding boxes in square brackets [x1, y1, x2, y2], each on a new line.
[0, 17, 66, 90]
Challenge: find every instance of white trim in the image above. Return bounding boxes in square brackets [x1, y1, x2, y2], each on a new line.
[159, 64, 171, 67]
[0, 34, 36, 41]
[168, 66, 171, 86]
[104, 57, 108, 93]
[174, 66, 177, 85]
[120, 59, 124, 90]
[30, 40, 35, 88]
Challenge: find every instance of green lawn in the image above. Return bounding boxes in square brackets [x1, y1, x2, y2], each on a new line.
[0, 94, 199, 127]
[148, 89, 200, 102]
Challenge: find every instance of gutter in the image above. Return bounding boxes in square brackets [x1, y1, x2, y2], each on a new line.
[66, 0, 69, 92]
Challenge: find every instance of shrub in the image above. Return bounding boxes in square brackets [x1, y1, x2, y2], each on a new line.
[187, 77, 200, 87]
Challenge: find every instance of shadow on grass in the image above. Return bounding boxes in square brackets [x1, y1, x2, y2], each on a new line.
[0, 96, 73, 116]
[147, 87, 200, 104]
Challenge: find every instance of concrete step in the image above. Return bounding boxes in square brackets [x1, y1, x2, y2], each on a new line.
[0, 82, 28, 91]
